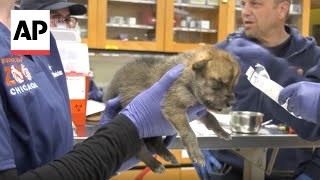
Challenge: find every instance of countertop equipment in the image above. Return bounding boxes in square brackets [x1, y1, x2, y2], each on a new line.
[230, 111, 264, 134]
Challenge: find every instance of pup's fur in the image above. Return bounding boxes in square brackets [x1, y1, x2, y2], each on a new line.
[104, 46, 240, 173]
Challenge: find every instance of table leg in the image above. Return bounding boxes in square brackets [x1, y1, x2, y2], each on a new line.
[233, 148, 267, 180]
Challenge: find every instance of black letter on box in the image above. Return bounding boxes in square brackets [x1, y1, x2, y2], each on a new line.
[13, 21, 31, 40]
[32, 21, 47, 40]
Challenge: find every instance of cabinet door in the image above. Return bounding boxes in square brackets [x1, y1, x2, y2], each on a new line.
[232, 0, 310, 36]
[69, 0, 99, 48]
[98, 0, 165, 51]
[165, 0, 225, 52]
[284, 0, 310, 36]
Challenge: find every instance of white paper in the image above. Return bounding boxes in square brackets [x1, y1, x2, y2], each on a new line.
[246, 64, 301, 119]
[86, 100, 106, 116]
[57, 42, 90, 74]
[181, 150, 189, 158]
[66, 76, 86, 99]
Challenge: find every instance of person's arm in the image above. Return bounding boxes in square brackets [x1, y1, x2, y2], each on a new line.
[0, 114, 141, 180]
[0, 64, 185, 180]
[278, 82, 320, 125]
[263, 51, 320, 140]
[304, 46, 320, 82]
[224, 39, 320, 140]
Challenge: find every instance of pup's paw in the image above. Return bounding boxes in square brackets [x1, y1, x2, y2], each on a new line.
[151, 164, 166, 174]
[191, 154, 205, 167]
[158, 151, 180, 165]
[165, 155, 179, 165]
[215, 130, 232, 140]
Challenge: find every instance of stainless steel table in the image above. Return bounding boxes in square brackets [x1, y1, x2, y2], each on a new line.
[74, 123, 320, 180]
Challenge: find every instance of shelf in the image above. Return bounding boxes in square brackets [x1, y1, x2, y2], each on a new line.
[235, 6, 242, 11]
[289, 11, 302, 15]
[107, 23, 154, 29]
[312, 0, 320, 9]
[174, 27, 217, 33]
[108, 0, 156, 4]
[235, 7, 302, 16]
[74, 15, 88, 20]
[236, 6, 302, 15]
[174, 3, 218, 9]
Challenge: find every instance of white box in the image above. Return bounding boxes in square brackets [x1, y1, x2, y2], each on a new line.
[290, 4, 302, 14]
[190, 0, 206, 5]
[207, 0, 218, 5]
[126, 17, 136, 25]
[199, 20, 210, 29]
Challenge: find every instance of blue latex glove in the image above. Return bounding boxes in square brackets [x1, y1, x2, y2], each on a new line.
[120, 64, 185, 138]
[100, 98, 206, 126]
[295, 173, 313, 180]
[186, 104, 207, 121]
[193, 150, 222, 180]
[225, 39, 274, 72]
[104, 102, 206, 173]
[88, 77, 103, 102]
[101, 102, 206, 174]
[99, 96, 121, 126]
[278, 82, 320, 124]
[100, 95, 178, 173]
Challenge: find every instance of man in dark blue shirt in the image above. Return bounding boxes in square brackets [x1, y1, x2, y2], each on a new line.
[194, 0, 320, 179]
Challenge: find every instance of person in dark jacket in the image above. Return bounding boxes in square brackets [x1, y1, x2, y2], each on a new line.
[193, 0, 320, 179]
[19, 0, 104, 102]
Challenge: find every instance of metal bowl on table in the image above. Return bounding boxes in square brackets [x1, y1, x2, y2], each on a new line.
[230, 111, 264, 134]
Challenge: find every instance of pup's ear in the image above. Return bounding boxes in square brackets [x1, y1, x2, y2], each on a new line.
[192, 60, 208, 71]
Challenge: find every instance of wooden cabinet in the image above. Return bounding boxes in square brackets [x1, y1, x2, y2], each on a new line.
[83, 0, 311, 52]
[69, 0, 99, 48]
[164, 0, 226, 52]
[97, 0, 165, 51]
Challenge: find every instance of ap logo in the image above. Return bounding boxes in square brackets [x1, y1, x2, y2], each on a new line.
[11, 10, 50, 55]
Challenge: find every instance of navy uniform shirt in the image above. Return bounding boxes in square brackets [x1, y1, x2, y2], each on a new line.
[0, 22, 73, 174]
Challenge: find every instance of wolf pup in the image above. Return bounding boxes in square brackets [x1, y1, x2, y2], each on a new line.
[103, 46, 240, 173]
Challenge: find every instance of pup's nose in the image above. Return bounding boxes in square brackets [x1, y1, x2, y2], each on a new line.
[226, 94, 235, 107]
[227, 99, 235, 107]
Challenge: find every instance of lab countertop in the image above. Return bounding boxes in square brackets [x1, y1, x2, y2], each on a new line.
[74, 120, 320, 149]
[75, 114, 320, 180]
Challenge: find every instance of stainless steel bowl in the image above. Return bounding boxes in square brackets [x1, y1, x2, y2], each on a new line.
[230, 111, 264, 134]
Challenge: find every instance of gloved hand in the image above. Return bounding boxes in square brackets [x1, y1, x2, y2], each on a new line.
[120, 64, 185, 138]
[225, 39, 274, 72]
[186, 104, 207, 121]
[193, 150, 222, 180]
[295, 173, 313, 180]
[278, 81, 320, 124]
[99, 96, 121, 127]
[100, 91, 207, 127]
[88, 77, 103, 102]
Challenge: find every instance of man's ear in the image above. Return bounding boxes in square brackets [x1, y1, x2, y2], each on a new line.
[278, 0, 290, 20]
[192, 60, 208, 71]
